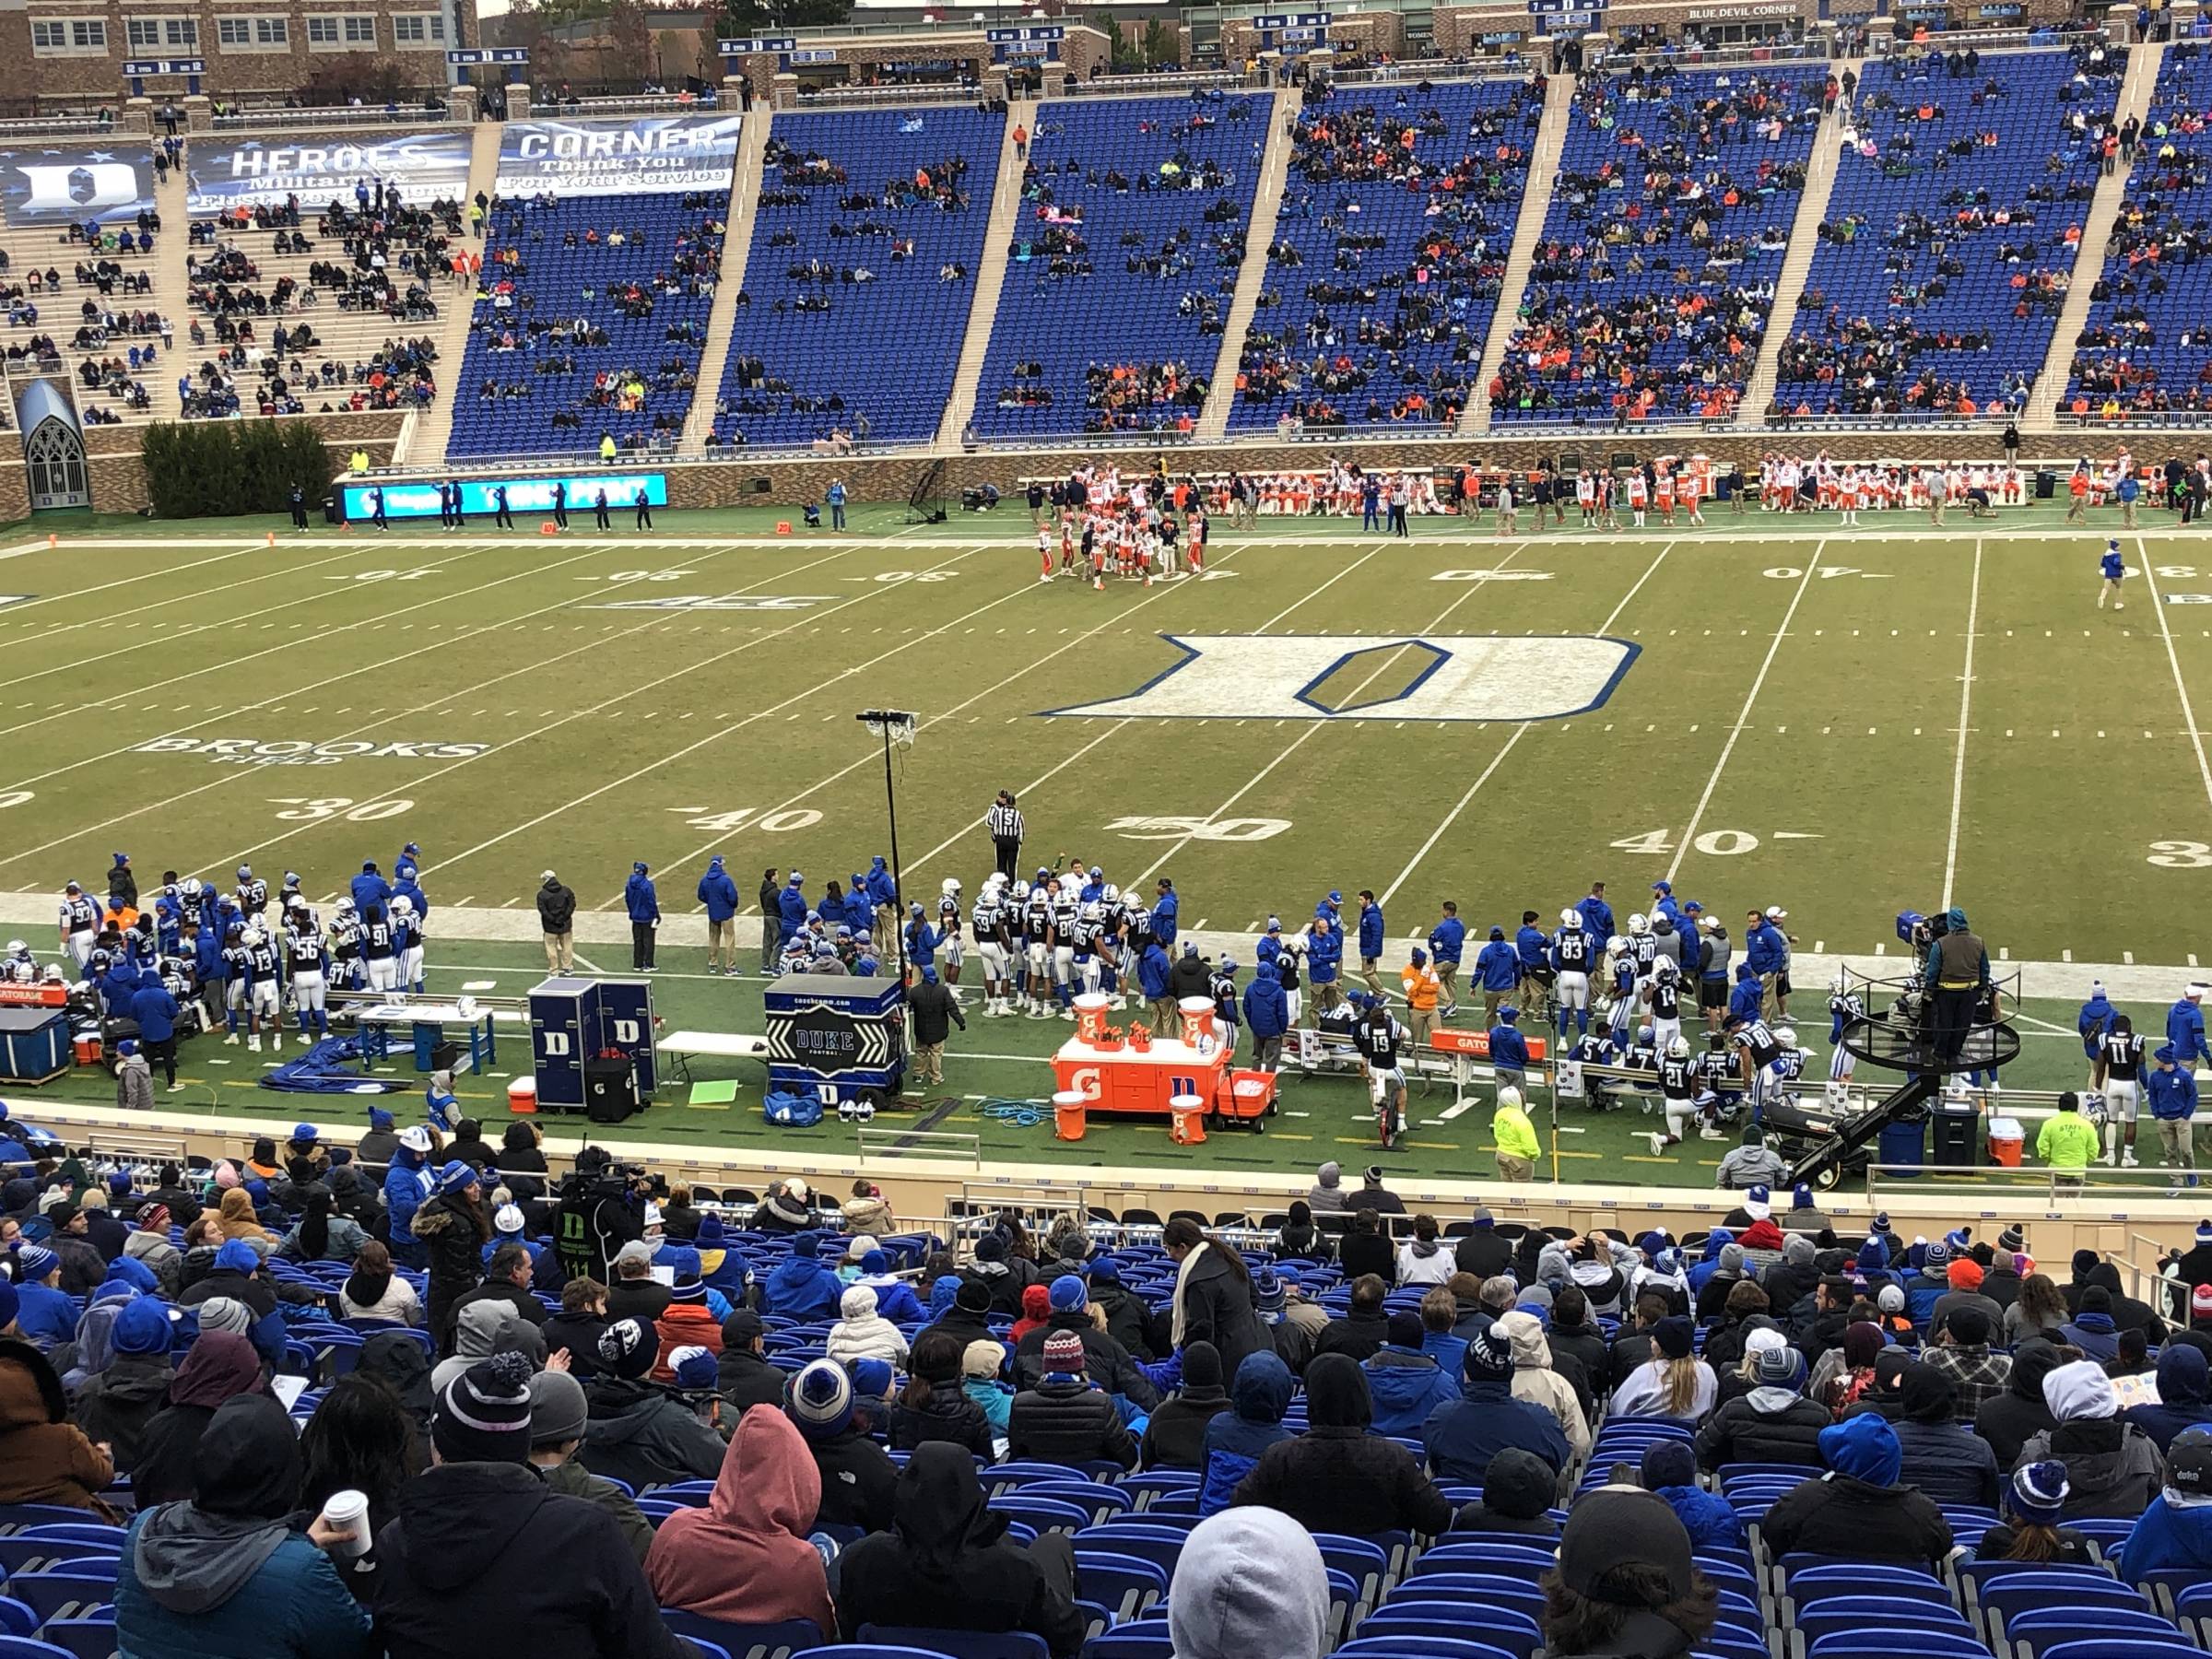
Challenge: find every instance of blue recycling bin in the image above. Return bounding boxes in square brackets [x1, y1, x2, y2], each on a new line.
[1878, 1113, 1928, 1177]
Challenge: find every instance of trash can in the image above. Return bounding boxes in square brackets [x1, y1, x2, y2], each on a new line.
[507, 1077, 537, 1114]
[1933, 1100, 1981, 1167]
[1053, 1089, 1088, 1142]
[1988, 1116, 2025, 1166]
[1877, 1113, 1927, 1176]
[2035, 468, 2056, 500]
[431, 1039, 461, 1076]
[323, 495, 343, 525]
[1170, 1090, 1208, 1146]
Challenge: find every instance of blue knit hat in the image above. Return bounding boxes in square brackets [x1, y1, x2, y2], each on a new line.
[669, 1346, 718, 1390]
[2009, 1461, 2069, 1526]
[111, 1296, 171, 1356]
[368, 1105, 395, 1131]
[16, 1245, 56, 1282]
[789, 1359, 853, 1436]
[433, 1161, 476, 1197]
[214, 1241, 260, 1275]
[793, 1231, 822, 1259]
[860, 1249, 889, 1276]
[698, 1213, 725, 1247]
[849, 1358, 894, 1404]
[1049, 1273, 1088, 1313]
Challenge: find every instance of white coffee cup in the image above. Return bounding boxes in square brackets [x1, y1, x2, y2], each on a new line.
[320, 1488, 371, 1559]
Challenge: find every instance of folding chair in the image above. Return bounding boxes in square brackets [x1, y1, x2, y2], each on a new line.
[658, 1613, 822, 1659]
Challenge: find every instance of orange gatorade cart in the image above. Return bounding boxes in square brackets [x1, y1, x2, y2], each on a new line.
[1051, 994, 1276, 1133]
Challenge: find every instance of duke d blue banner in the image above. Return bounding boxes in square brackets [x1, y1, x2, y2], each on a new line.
[185, 132, 473, 213]
[494, 114, 747, 196]
[0, 147, 154, 223]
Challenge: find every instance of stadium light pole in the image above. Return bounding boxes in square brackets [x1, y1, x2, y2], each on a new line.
[856, 710, 913, 995]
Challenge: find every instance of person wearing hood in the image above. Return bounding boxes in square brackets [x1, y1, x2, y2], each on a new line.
[2082, 1258, 2168, 1344]
[1361, 1312, 1461, 1439]
[130, 1332, 267, 1509]
[2127, 1343, 2212, 1453]
[354, 1106, 402, 1177]
[1241, 960, 1289, 1071]
[431, 1301, 535, 1394]
[1495, 1310, 1591, 1463]
[825, 1282, 910, 1370]
[1759, 1414, 1954, 1566]
[646, 1399, 834, 1632]
[1695, 1342, 1826, 1470]
[73, 1294, 175, 1472]
[1762, 1232, 1822, 1314]
[1885, 1362, 2000, 1507]
[889, 1330, 995, 1460]
[2117, 1427, 2212, 1582]
[2015, 1359, 2165, 1518]
[1540, 1488, 1721, 1659]
[115, 1037, 156, 1112]
[621, 862, 660, 972]
[1423, 1324, 1572, 1486]
[1925, 904, 1987, 1062]
[1449, 1445, 1561, 1537]
[1693, 1241, 1750, 1322]
[1200, 1350, 1293, 1515]
[714, 1312, 788, 1418]
[577, 1318, 725, 1493]
[1140, 1341, 1231, 1469]
[1640, 1439, 1745, 1547]
[849, 1250, 924, 1324]
[762, 1231, 844, 1318]
[1235, 1352, 1452, 1535]
[1395, 1214, 1455, 1288]
[786, 1359, 899, 1534]
[376, 1352, 687, 1659]
[645, 1264, 724, 1383]
[835, 1441, 1086, 1657]
[1007, 1332, 1137, 1468]
[1304, 1160, 1345, 1216]
[1976, 1335, 2066, 1469]
[0, 1329, 111, 1515]
[116, 1394, 374, 1659]
[1167, 1505, 1330, 1659]
[1012, 1275, 1158, 1407]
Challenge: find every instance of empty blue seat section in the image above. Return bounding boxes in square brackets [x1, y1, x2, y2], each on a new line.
[447, 187, 726, 457]
[1229, 75, 1545, 431]
[713, 105, 1004, 448]
[973, 91, 1267, 439]
[1780, 44, 2124, 418]
[2065, 43, 2212, 418]
[1493, 64, 1826, 425]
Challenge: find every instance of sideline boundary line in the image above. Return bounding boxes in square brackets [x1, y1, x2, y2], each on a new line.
[2137, 536, 2212, 821]
[1941, 538, 1982, 909]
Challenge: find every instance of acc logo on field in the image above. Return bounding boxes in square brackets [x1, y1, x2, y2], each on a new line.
[593, 594, 832, 611]
[1042, 634, 1638, 722]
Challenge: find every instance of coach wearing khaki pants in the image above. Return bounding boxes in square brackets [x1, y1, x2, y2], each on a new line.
[536, 871, 577, 972]
[908, 965, 964, 1089]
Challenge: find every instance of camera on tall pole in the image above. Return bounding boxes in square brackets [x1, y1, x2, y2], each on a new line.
[856, 710, 917, 1002]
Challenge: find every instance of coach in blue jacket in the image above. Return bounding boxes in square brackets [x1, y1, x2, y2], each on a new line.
[1243, 961, 1289, 1072]
[1357, 892, 1386, 996]
[1475, 926, 1521, 1025]
[130, 968, 182, 1091]
[697, 855, 740, 975]
[349, 861, 391, 916]
[624, 862, 660, 972]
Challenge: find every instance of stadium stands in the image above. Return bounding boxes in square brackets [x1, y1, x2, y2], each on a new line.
[712, 106, 1005, 451]
[1229, 74, 1546, 433]
[444, 188, 725, 459]
[972, 90, 1268, 441]
[1778, 42, 2125, 420]
[1490, 63, 1826, 427]
[2064, 43, 2212, 419]
[0, 210, 166, 425]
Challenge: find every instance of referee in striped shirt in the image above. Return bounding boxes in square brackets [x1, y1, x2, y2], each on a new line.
[986, 791, 1024, 882]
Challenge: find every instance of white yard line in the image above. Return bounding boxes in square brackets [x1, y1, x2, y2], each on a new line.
[0, 543, 873, 869]
[1940, 537, 1983, 909]
[2136, 536, 2212, 819]
[0, 541, 311, 626]
[1663, 545, 1825, 886]
[1380, 538, 1678, 908]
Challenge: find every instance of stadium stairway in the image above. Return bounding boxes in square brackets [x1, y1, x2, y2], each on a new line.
[1194, 88, 1293, 441]
[678, 109, 772, 453]
[1462, 73, 1575, 435]
[2027, 35, 2165, 429]
[936, 95, 1039, 450]
[137, 162, 193, 423]
[396, 119, 503, 468]
[1735, 98, 1850, 429]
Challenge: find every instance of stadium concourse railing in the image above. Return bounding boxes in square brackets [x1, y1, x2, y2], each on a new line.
[208, 103, 465, 131]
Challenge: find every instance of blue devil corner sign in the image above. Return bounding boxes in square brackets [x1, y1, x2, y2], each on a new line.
[1043, 634, 1639, 722]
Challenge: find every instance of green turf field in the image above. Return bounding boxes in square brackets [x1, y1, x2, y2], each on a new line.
[0, 498, 2207, 963]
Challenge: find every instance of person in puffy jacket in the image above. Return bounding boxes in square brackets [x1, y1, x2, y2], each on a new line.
[826, 1284, 911, 1369]
[1012, 1277, 1159, 1409]
[381, 1128, 436, 1271]
[1759, 1413, 1954, 1567]
[1235, 1353, 1451, 1535]
[1424, 1325, 1572, 1487]
[2125, 1343, 2212, 1453]
[761, 1232, 844, 1319]
[889, 1332, 995, 1460]
[1242, 960, 1290, 1070]
[1696, 1343, 1828, 1469]
[1139, 1341, 1230, 1470]
[1200, 1350, 1292, 1514]
[1005, 1332, 1136, 1468]
[1362, 1312, 1461, 1437]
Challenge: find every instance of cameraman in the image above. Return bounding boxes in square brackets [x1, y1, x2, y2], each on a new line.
[553, 1148, 651, 1283]
[1925, 905, 1989, 1063]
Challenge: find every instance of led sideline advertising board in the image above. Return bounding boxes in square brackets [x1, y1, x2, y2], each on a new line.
[339, 472, 668, 522]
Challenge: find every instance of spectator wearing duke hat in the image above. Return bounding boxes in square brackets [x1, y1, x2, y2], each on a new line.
[374, 1351, 688, 1659]
[786, 1357, 898, 1535]
[2117, 1427, 2212, 1581]
[576, 1317, 724, 1495]
[1780, 1182, 1830, 1236]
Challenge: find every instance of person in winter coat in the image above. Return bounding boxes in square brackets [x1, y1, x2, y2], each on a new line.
[128, 1332, 269, 1510]
[787, 1359, 899, 1535]
[836, 1441, 1087, 1658]
[535, 871, 579, 974]
[2015, 1359, 2165, 1519]
[1393, 1214, 1453, 1288]
[1171, 1508, 1332, 1659]
[622, 863, 660, 972]
[525, 1370, 653, 1567]
[962, 1232, 1037, 1318]
[1496, 1310, 1591, 1464]
[116, 1394, 374, 1659]
[1236, 1352, 1451, 1535]
[376, 1352, 688, 1659]
[762, 1231, 845, 1318]
[850, 1251, 924, 1324]
[1086, 1262, 1152, 1360]
[1362, 1313, 1462, 1438]
[2117, 1428, 2212, 1582]
[1452, 1444, 1564, 1536]
[695, 855, 741, 975]
[411, 1163, 489, 1353]
[714, 1312, 789, 1418]
[1610, 1316, 1718, 1423]
[824, 1283, 910, 1369]
[1640, 1439, 1746, 1547]
[645, 1401, 835, 1634]
[1013, 1276, 1160, 1408]
[1241, 961, 1290, 1070]
[1200, 1350, 1294, 1515]
[1163, 1217, 1268, 1382]
[72, 1295, 175, 1473]
[1696, 1344, 1828, 1470]
[2127, 1343, 2212, 1453]
[964, 1342, 1013, 1434]
[1759, 1414, 1954, 1567]
[1424, 1324, 1572, 1486]
[578, 1318, 725, 1494]
[1140, 1341, 1230, 1469]
[1978, 1337, 2067, 1469]
[648, 1273, 723, 1383]
[908, 967, 966, 1087]
[1885, 1362, 2000, 1508]
[0, 1335, 114, 1512]
[890, 1331, 995, 1460]
[382, 1127, 436, 1270]
[1006, 1332, 1137, 1468]
[2060, 1286, 2124, 1361]
[114, 1040, 155, 1111]
[1540, 1487, 1723, 1659]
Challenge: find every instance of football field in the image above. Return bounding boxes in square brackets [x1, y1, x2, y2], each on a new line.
[1, 498, 2208, 967]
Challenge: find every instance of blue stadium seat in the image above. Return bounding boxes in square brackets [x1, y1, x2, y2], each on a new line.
[1068, 1550, 1169, 1622]
[4, 1573, 115, 1629]
[1337, 1640, 1525, 1659]
[2004, 1606, 2183, 1659]
[0, 1638, 76, 1659]
[853, 1629, 1049, 1659]
[660, 1612, 823, 1659]
[27, 1621, 110, 1659]
[1080, 1618, 1171, 1659]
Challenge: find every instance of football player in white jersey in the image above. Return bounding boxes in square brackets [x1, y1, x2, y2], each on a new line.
[1551, 910, 1594, 1039]
[328, 900, 365, 992]
[935, 878, 965, 994]
[1826, 972, 1865, 1105]
[1602, 937, 1638, 1044]
[58, 882, 99, 968]
[286, 916, 328, 1045]
[973, 878, 1013, 1015]
[392, 896, 425, 994]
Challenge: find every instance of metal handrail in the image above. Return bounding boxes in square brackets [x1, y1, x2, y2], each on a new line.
[211, 104, 457, 130]
[794, 84, 982, 110]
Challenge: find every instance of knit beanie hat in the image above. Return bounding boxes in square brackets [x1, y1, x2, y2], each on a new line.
[2009, 1460, 2070, 1526]
[1464, 1324, 1513, 1382]
[1947, 1258, 1985, 1291]
[1386, 1312, 1425, 1351]
[2195, 1284, 2212, 1321]
[1043, 1329, 1088, 1377]
[1877, 1284, 1906, 1314]
[860, 1249, 889, 1276]
[214, 1241, 260, 1276]
[962, 1339, 1004, 1381]
[432, 1352, 535, 1465]
[1049, 1273, 1088, 1313]
[841, 1284, 878, 1320]
[670, 1346, 718, 1390]
[849, 1358, 894, 1405]
[527, 1369, 589, 1448]
[1753, 1345, 1806, 1392]
[1653, 1315, 1694, 1360]
[1999, 1225, 2027, 1253]
[596, 1316, 659, 1382]
[955, 1278, 993, 1315]
[197, 1296, 252, 1336]
[789, 1359, 855, 1436]
[18, 1245, 63, 1283]
[1641, 1438, 1698, 1491]
[793, 1231, 822, 1259]
[111, 1296, 172, 1357]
